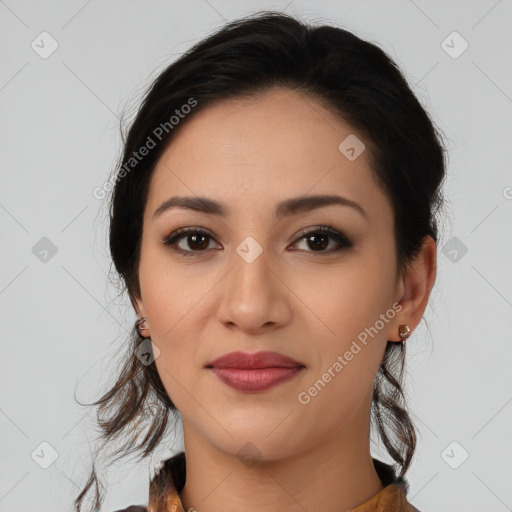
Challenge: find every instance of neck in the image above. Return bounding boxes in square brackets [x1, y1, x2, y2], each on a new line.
[179, 416, 384, 512]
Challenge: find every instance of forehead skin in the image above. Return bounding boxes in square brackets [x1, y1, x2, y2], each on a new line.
[144, 87, 395, 266]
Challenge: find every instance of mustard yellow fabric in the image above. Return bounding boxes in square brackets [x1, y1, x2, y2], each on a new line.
[147, 482, 416, 512]
[117, 451, 420, 512]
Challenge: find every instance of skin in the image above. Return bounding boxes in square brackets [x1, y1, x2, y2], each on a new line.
[134, 87, 436, 512]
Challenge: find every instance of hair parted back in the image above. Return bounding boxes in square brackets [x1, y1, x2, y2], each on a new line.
[75, 10, 447, 511]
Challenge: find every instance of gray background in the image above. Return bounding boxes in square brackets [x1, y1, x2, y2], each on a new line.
[1, 1, 511, 511]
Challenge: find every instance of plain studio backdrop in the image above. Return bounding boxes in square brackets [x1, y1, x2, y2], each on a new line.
[1, 1, 511, 511]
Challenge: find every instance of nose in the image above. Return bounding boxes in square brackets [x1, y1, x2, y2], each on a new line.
[216, 244, 292, 335]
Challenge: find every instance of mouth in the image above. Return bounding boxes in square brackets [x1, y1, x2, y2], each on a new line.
[205, 350, 305, 370]
[205, 351, 306, 392]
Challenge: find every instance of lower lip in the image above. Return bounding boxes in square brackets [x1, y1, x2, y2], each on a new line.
[210, 366, 304, 392]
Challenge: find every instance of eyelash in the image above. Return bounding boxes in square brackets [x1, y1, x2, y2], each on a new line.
[160, 225, 353, 258]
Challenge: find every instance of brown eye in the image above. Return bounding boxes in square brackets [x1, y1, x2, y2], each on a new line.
[290, 226, 353, 255]
[181, 233, 210, 251]
[162, 227, 220, 257]
[303, 233, 330, 251]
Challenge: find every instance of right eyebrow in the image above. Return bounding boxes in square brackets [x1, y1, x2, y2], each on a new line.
[153, 194, 367, 221]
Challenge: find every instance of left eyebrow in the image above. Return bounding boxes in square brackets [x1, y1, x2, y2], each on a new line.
[152, 194, 367, 221]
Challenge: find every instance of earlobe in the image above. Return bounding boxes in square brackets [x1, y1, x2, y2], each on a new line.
[387, 235, 437, 342]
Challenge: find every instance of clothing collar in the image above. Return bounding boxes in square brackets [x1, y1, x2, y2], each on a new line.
[148, 452, 419, 512]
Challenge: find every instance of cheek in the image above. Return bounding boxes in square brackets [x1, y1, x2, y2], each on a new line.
[299, 256, 391, 332]
[138, 245, 215, 338]
[137, 256, 206, 399]
[295, 259, 392, 380]
[293, 274, 389, 427]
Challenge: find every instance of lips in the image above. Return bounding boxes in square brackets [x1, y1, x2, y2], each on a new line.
[206, 350, 304, 370]
[206, 351, 306, 392]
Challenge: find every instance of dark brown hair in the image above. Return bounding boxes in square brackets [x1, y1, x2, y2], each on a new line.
[75, 10, 447, 511]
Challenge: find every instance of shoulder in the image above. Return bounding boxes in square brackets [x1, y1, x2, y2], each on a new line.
[112, 506, 147, 512]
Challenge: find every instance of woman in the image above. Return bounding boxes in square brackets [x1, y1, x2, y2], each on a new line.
[76, 10, 446, 512]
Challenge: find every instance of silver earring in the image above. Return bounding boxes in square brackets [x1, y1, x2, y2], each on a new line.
[135, 317, 150, 339]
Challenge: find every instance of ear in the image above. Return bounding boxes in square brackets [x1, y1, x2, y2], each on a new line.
[387, 235, 437, 342]
[131, 294, 146, 319]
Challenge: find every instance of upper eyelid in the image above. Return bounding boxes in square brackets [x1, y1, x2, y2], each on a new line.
[165, 225, 350, 248]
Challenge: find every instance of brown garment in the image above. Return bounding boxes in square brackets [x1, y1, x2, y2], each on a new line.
[114, 451, 421, 512]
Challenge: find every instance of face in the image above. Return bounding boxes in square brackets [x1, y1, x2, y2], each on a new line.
[135, 87, 405, 461]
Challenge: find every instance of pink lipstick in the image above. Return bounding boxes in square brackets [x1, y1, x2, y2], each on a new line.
[206, 350, 305, 392]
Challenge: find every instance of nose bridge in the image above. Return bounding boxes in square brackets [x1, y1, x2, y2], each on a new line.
[234, 240, 271, 293]
[217, 235, 287, 331]
[232, 236, 274, 304]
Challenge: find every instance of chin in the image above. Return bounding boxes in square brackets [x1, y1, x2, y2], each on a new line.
[209, 429, 306, 465]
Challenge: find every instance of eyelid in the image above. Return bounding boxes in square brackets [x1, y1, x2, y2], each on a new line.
[161, 224, 353, 257]
[289, 225, 353, 252]
[162, 226, 221, 249]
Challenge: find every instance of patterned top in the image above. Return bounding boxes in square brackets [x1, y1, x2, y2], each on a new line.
[114, 451, 421, 512]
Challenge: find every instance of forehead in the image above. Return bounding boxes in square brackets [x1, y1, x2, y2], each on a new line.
[145, 88, 393, 227]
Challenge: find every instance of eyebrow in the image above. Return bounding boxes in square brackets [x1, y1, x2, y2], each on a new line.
[153, 194, 367, 221]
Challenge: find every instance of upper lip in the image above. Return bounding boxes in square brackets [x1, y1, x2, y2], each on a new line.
[206, 351, 305, 369]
